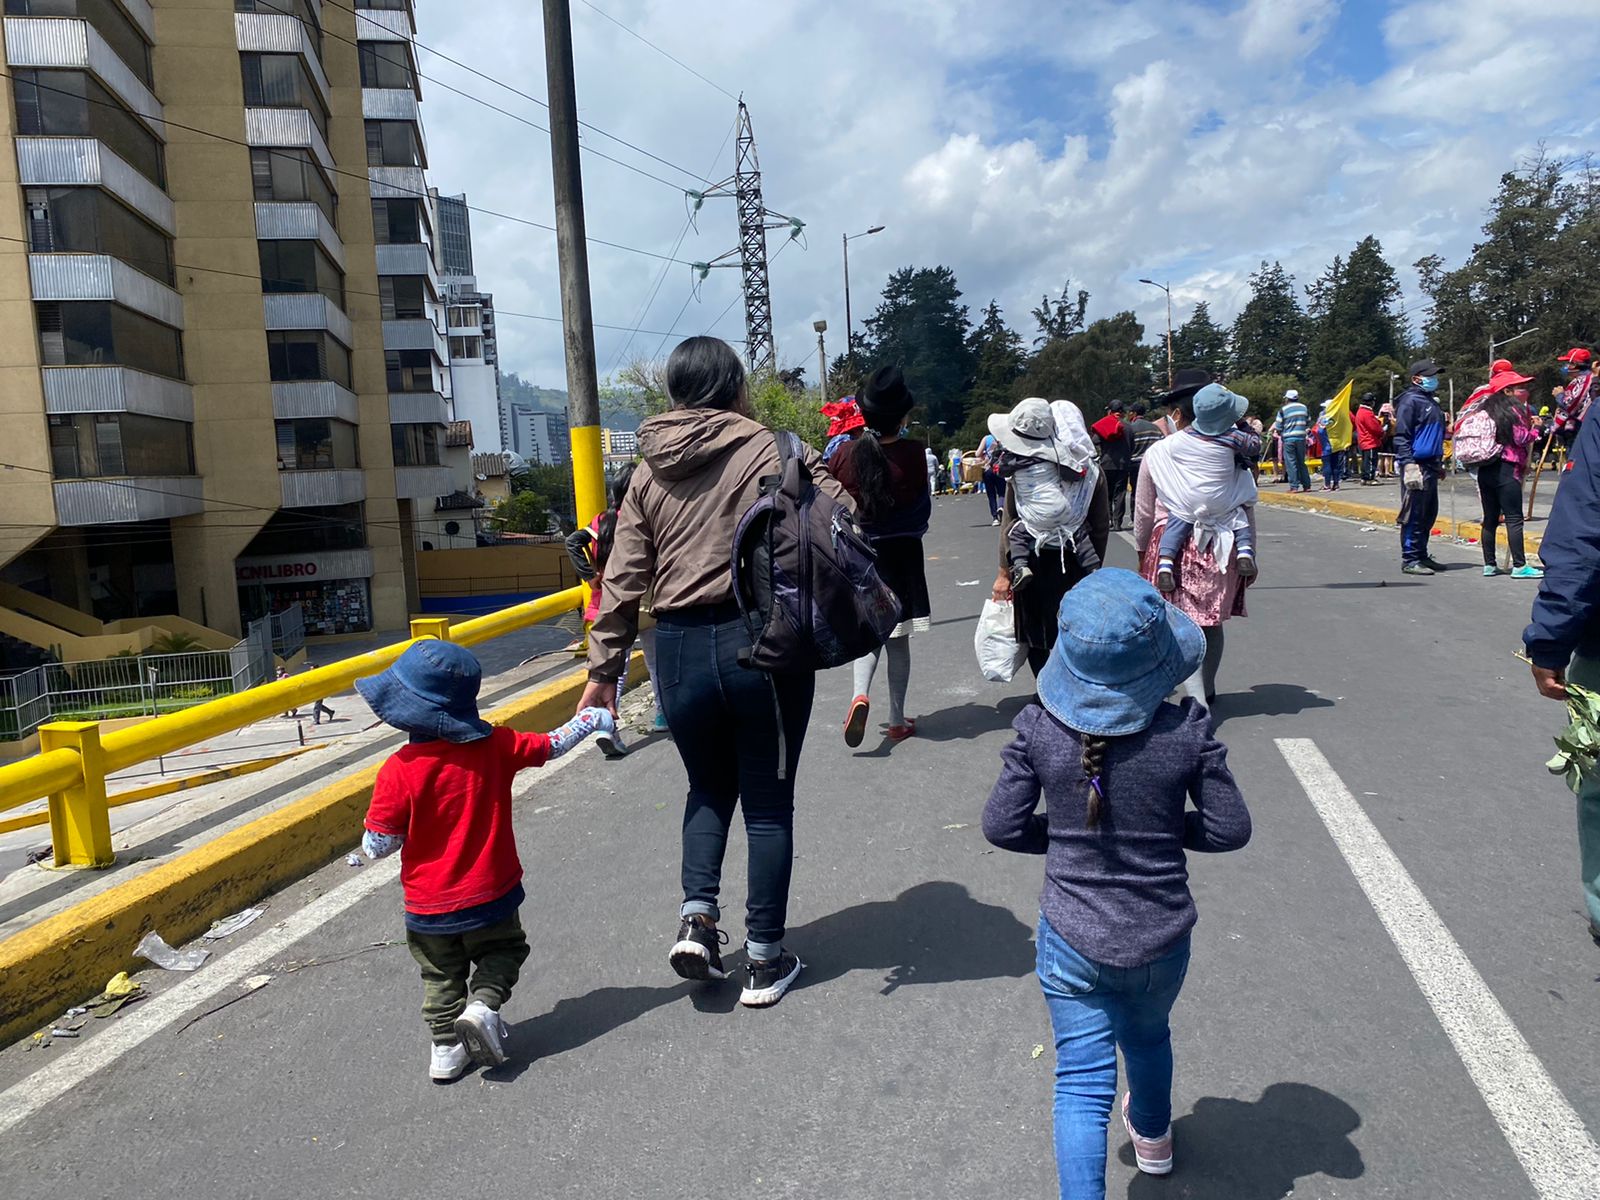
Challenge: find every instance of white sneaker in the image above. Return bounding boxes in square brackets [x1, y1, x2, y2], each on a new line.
[597, 726, 629, 759]
[454, 1000, 507, 1067]
[429, 1041, 470, 1082]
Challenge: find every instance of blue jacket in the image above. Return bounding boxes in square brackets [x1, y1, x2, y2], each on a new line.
[1393, 385, 1444, 465]
[1524, 407, 1600, 669]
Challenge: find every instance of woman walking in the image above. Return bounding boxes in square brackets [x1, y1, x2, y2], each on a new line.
[1133, 369, 1256, 703]
[1458, 367, 1545, 579]
[988, 398, 1110, 676]
[579, 336, 852, 1008]
[983, 569, 1251, 1198]
[829, 366, 930, 745]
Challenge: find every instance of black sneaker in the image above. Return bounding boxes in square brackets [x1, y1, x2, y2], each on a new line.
[740, 949, 803, 1007]
[1009, 563, 1034, 594]
[1420, 556, 1448, 573]
[1156, 563, 1177, 593]
[669, 917, 727, 981]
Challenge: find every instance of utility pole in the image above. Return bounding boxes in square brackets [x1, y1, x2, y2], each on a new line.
[541, 0, 605, 528]
[843, 225, 884, 362]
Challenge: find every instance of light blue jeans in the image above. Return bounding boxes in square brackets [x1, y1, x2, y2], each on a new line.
[1037, 916, 1191, 1199]
[1570, 654, 1600, 929]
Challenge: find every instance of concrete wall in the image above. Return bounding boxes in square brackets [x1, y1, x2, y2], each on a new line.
[416, 543, 579, 598]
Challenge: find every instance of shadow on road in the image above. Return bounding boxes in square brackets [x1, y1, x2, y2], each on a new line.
[1209, 685, 1333, 728]
[908, 695, 1033, 743]
[1116, 1082, 1363, 1198]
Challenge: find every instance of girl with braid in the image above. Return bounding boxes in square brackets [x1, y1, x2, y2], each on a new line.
[982, 569, 1251, 1198]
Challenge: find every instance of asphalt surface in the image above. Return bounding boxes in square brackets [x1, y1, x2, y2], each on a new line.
[2, 497, 1596, 1199]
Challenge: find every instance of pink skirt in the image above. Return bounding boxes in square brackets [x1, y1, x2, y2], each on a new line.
[1138, 520, 1251, 627]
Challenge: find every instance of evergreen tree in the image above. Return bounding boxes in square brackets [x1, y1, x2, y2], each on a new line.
[1014, 312, 1152, 422]
[964, 300, 1027, 422]
[1304, 236, 1408, 395]
[1167, 301, 1230, 379]
[1030, 280, 1091, 347]
[1230, 261, 1307, 378]
[860, 265, 975, 429]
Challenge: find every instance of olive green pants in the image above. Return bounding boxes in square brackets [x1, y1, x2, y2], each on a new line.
[406, 913, 530, 1045]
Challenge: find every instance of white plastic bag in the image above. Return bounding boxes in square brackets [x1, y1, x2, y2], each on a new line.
[975, 598, 1028, 683]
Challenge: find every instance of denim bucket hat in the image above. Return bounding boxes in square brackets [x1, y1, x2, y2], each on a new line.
[1191, 383, 1250, 436]
[355, 640, 493, 743]
[1036, 568, 1206, 736]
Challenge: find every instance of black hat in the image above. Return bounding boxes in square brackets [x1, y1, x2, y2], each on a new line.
[861, 365, 915, 419]
[1409, 359, 1438, 378]
[1109, 398, 1126, 413]
[1159, 367, 1212, 405]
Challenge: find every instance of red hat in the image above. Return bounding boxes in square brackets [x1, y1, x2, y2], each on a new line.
[1490, 358, 1514, 374]
[821, 397, 865, 438]
[1488, 369, 1534, 395]
[1558, 347, 1593, 365]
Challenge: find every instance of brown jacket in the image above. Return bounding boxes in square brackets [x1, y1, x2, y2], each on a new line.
[587, 408, 852, 682]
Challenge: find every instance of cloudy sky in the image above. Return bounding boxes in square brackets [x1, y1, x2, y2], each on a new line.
[414, 0, 1600, 392]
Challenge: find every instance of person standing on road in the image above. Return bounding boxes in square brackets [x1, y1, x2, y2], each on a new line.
[949, 446, 964, 496]
[1272, 389, 1312, 492]
[1090, 400, 1133, 530]
[830, 367, 931, 746]
[1554, 347, 1594, 464]
[1459, 368, 1543, 579]
[1354, 394, 1385, 485]
[925, 443, 940, 496]
[1127, 402, 1163, 501]
[1134, 369, 1255, 704]
[579, 336, 854, 1008]
[1394, 359, 1449, 577]
[983, 568, 1251, 1198]
[1525, 395, 1600, 945]
[978, 430, 1007, 525]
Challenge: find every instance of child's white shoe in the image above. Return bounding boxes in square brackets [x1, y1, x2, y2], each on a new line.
[430, 1041, 470, 1083]
[454, 1000, 507, 1066]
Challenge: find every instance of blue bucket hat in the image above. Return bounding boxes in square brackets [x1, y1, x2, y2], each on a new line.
[1037, 569, 1205, 737]
[1192, 383, 1250, 436]
[355, 640, 493, 743]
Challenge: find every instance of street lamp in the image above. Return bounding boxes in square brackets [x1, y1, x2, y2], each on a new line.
[1139, 278, 1174, 390]
[813, 319, 828, 404]
[843, 225, 886, 360]
[1489, 326, 1539, 373]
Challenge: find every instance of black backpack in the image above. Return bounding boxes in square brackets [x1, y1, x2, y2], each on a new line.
[731, 432, 902, 674]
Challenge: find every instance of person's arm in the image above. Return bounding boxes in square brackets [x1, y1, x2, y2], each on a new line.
[585, 483, 654, 689]
[1132, 455, 1156, 551]
[563, 527, 598, 582]
[1525, 410, 1600, 695]
[1183, 712, 1252, 853]
[1271, 408, 1284, 434]
[982, 707, 1049, 854]
[1393, 395, 1416, 463]
[801, 438, 855, 509]
[1086, 473, 1110, 561]
[993, 485, 1018, 601]
[1235, 429, 1264, 458]
[362, 758, 410, 857]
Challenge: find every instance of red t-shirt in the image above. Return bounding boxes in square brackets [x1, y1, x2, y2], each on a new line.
[365, 727, 551, 914]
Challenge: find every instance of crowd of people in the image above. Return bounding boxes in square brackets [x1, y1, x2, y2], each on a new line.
[335, 331, 1600, 1199]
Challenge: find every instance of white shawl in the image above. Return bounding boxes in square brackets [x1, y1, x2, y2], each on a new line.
[1012, 401, 1100, 555]
[1143, 429, 1257, 571]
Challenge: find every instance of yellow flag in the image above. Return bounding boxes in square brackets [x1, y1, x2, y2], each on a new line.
[1324, 379, 1354, 452]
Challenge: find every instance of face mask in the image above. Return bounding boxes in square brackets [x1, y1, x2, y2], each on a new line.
[1419, 375, 1439, 393]
[1561, 364, 1572, 377]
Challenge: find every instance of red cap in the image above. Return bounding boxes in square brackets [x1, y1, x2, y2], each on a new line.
[1558, 347, 1593, 365]
[1491, 358, 1514, 374]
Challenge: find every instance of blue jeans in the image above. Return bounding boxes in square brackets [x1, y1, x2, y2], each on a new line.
[1037, 917, 1191, 1199]
[983, 471, 1006, 519]
[1283, 439, 1311, 490]
[1399, 470, 1440, 565]
[655, 606, 814, 959]
[1158, 516, 1253, 563]
[1323, 446, 1344, 487]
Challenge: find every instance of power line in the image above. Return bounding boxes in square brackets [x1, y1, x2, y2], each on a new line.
[577, 0, 738, 102]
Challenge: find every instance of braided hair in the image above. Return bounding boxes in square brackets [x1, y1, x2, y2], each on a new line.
[1080, 732, 1110, 828]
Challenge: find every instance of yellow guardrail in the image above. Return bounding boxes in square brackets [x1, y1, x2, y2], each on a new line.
[0, 586, 586, 868]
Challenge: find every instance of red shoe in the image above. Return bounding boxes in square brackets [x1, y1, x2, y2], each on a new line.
[887, 720, 916, 742]
[844, 695, 870, 747]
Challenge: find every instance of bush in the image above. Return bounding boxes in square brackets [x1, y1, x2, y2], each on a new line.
[1229, 374, 1303, 421]
[151, 631, 205, 654]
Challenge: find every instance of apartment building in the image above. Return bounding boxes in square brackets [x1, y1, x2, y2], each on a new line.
[0, 0, 452, 640]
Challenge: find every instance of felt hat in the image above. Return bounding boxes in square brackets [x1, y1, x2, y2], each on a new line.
[1036, 569, 1205, 737]
[861, 366, 915, 420]
[1191, 383, 1250, 437]
[1160, 367, 1212, 407]
[355, 640, 493, 743]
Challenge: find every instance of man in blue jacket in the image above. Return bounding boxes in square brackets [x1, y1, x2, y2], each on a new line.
[1393, 359, 1448, 575]
[1525, 399, 1600, 943]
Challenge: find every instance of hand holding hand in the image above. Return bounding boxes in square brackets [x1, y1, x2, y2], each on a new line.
[578, 679, 617, 718]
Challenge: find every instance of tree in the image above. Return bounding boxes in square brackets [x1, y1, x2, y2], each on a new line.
[492, 490, 555, 535]
[1013, 312, 1152, 423]
[860, 265, 975, 429]
[1166, 301, 1230, 379]
[1031, 280, 1090, 347]
[963, 300, 1027, 426]
[1231, 261, 1307, 379]
[1228, 374, 1304, 422]
[827, 351, 867, 402]
[507, 462, 576, 532]
[1304, 236, 1409, 395]
[748, 372, 828, 448]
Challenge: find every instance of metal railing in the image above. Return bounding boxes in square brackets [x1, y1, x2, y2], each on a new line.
[0, 586, 585, 867]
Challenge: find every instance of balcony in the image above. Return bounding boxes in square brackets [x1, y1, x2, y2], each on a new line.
[388, 391, 447, 425]
[53, 475, 202, 525]
[374, 241, 437, 285]
[16, 137, 174, 232]
[383, 316, 447, 363]
[353, 6, 412, 40]
[393, 464, 455, 499]
[234, 12, 330, 106]
[255, 201, 344, 267]
[3, 18, 161, 133]
[279, 469, 364, 508]
[272, 380, 359, 424]
[244, 107, 334, 173]
[29, 254, 184, 327]
[366, 164, 425, 201]
[42, 365, 194, 421]
[263, 293, 352, 348]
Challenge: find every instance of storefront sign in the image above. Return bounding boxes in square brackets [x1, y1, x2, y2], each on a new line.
[237, 561, 318, 581]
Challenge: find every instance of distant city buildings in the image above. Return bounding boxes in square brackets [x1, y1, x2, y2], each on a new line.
[601, 428, 639, 457]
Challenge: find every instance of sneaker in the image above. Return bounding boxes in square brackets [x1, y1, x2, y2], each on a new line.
[1156, 563, 1177, 593]
[596, 725, 629, 759]
[1009, 563, 1034, 594]
[1512, 565, 1545, 580]
[1401, 562, 1435, 576]
[1420, 556, 1448, 572]
[1483, 565, 1500, 577]
[843, 694, 870, 748]
[429, 1041, 470, 1083]
[991, 516, 1001, 527]
[1122, 1093, 1174, 1175]
[669, 915, 728, 981]
[454, 1000, 507, 1067]
[887, 720, 916, 742]
[652, 711, 669, 732]
[1235, 552, 1257, 580]
[741, 949, 803, 1007]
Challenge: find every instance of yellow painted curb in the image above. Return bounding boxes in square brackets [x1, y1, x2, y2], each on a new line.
[0, 655, 642, 1047]
[1256, 489, 1544, 558]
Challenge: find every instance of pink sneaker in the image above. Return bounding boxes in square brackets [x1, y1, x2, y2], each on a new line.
[1122, 1092, 1173, 1175]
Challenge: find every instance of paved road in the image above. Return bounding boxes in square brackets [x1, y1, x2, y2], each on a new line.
[1258, 464, 1565, 526]
[2, 498, 1596, 1199]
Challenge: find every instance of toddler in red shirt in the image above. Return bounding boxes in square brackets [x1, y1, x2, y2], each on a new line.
[356, 639, 613, 1082]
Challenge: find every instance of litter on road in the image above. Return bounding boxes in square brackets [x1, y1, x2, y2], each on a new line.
[203, 906, 267, 940]
[134, 931, 210, 972]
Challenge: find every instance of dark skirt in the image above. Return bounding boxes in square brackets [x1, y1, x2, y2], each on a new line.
[1014, 545, 1092, 651]
[873, 535, 931, 638]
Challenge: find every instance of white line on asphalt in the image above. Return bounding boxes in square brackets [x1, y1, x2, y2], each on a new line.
[1277, 738, 1600, 1200]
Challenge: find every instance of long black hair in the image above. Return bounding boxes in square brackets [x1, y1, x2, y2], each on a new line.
[594, 463, 636, 574]
[1481, 390, 1518, 446]
[1080, 732, 1111, 828]
[848, 403, 906, 525]
[665, 336, 746, 411]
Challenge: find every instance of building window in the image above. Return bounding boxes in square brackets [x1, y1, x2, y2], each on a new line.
[354, 0, 409, 8]
[259, 240, 345, 308]
[25, 187, 174, 284]
[370, 198, 425, 245]
[275, 417, 359, 470]
[385, 348, 434, 393]
[240, 52, 328, 139]
[379, 275, 427, 320]
[243, 503, 365, 555]
[37, 300, 184, 379]
[233, 0, 322, 61]
[390, 422, 440, 466]
[448, 335, 483, 360]
[251, 148, 336, 226]
[11, 69, 164, 187]
[364, 120, 423, 168]
[48, 412, 194, 478]
[446, 305, 479, 328]
[358, 40, 415, 90]
[267, 329, 351, 388]
[5, 0, 153, 86]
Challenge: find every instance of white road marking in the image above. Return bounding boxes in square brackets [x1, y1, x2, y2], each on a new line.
[1277, 738, 1600, 1200]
